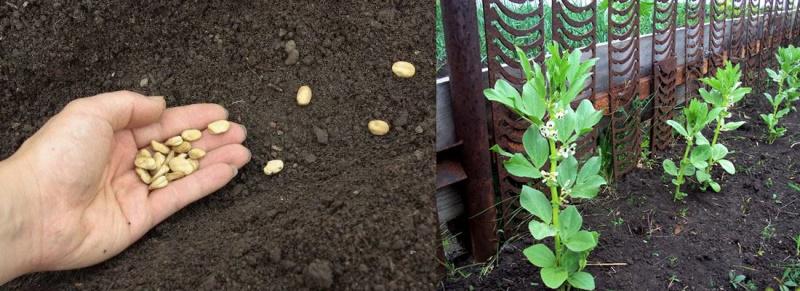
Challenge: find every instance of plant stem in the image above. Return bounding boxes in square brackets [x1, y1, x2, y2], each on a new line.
[674, 138, 694, 201]
[706, 115, 724, 175]
[548, 137, 562, 264]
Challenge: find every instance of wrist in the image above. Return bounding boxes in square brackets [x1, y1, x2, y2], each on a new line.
[0, 157, 36, 284]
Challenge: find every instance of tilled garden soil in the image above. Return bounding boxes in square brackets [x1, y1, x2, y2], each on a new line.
[443, 83, 800, 290]
[1, 1, 436, 290]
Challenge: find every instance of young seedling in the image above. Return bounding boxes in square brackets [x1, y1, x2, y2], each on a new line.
[662, 99, 722, 200]
[696, 61, 750, 191]
[486, 42, 605, 290]
[793, 234, 800, 257]
[762, 46, 800, 144]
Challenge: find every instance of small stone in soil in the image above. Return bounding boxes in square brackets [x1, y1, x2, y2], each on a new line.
[303, 259, 334, 289]
[285, 49, 299, 65]
[313, 126, 329, 144]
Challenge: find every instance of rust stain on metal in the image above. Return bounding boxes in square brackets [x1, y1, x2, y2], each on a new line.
[483, 0, 545, 238]
[553, 0, 599, 160]
[684, 0, 705, 100]
[608, 0, 642, 178]
[651, 0, 677, 153]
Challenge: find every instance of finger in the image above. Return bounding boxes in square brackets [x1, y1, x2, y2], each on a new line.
[65, 90, 166, 131]
[146, 163, 238, 225]
[190, 123, 247, 152]
[198, 143, 252, 168]
[131, 104, 228, 148]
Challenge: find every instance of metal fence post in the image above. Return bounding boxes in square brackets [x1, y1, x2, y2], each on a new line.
[441, 0, 498, 262]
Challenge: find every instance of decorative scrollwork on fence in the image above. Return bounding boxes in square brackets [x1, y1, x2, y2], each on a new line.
[482, 0, 546, 237]
[650, 0, 677, 153]
[709, 0, 727, 76]
[730, 0, 747, 63]
[608, 0, 642, 178]
[553, 0, 598, 160]
[685, 0, 705, 100]
[744, 0, 761, 87]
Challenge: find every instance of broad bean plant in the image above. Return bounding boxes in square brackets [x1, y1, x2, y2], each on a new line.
[662, 100, 721, 200]
[697, 62, 749, 191]
[663, 62, 749, 199]
[762, 45, 800, 144]
[486, 42, 605, 290]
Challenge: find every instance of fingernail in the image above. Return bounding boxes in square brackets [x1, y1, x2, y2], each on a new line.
[232, 166, 238, 176]
[240, 124, 248, 138]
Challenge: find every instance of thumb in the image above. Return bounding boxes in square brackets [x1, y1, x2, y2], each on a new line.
[64, 90, 166, 131]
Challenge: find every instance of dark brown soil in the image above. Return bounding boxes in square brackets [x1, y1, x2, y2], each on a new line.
[1, 1, 437, 290]
[441, 82, 800, 290]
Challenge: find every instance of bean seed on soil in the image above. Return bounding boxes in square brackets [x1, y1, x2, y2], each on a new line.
[208, 120, 230, 134]
[296, 85, 312, 106]
[263, 160, 284, 175]
[391, 61, 415, 78]
[181, 129, 202, 141]
[368, 120, 390, 136]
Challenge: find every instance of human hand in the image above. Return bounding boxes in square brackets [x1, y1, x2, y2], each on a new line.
[0, 91, 250, 284]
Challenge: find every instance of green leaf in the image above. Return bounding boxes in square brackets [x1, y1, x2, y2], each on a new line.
[571, 175, 606, 199]
[523, 125, 549, 168]
[696, 170, 711, 183]
[520, 185, 552, 224]
[560, 250, 582, 273]
[484, 80, 519, 110]
[529, 220, 557, 240]
[694, 132, 709, 146]
[666, 120, 689, 137]
[709, 180, 721, 192]
[719, 159, 735, 174]
[559, 206, 582, 237]
[564, 230, 598, 252]
[663, 159, 678, 176]
[721, 121, 745, 131]
[558, 156, 579, 188]
[568, 272, 596, 290]
[522, 82, 547, 122]
[556, 109, 577, 143]
[540, 267, 568, 289]
[515, 46, 534, 81]
[577, 156, 602, 182]
[523, 244, 556, 268]
[575, 100, 603, 135]
[710, 144, 728, 160]
[490, 144, 513, 157]
[532, 62, 547, 105]
[504, 154, 541, 178]
[690, 145, 710, 169]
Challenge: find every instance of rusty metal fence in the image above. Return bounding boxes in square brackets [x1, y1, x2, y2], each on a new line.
[439, 0, 800, 260]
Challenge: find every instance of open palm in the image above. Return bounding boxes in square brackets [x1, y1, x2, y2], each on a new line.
[7, 91, 250, 273]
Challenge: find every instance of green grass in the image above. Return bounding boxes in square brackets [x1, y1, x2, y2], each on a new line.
[436, 0, 715, 73]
